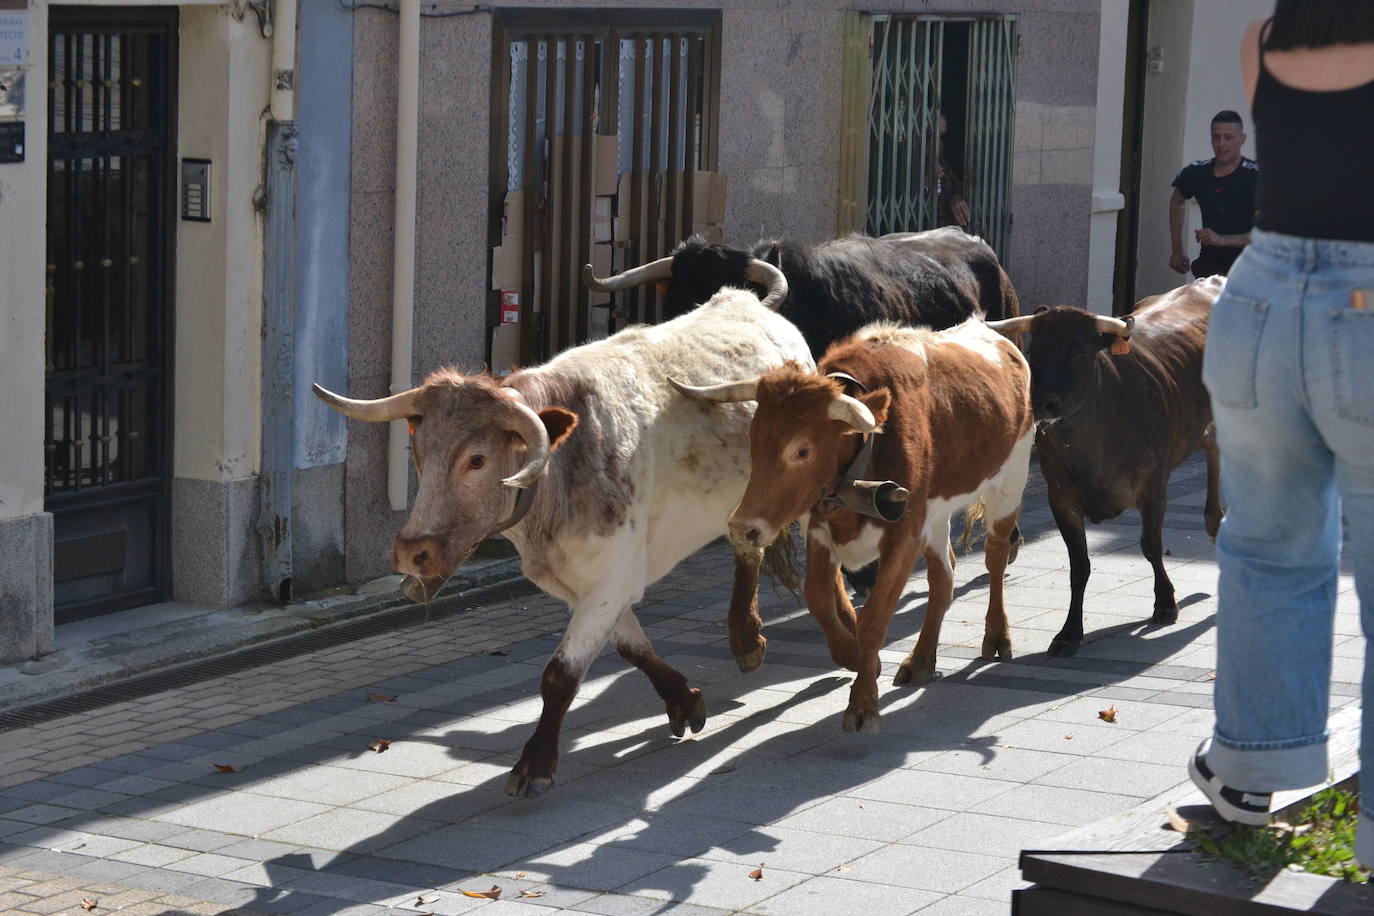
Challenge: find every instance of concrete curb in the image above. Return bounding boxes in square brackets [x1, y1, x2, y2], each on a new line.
[0, 555, 529, 712]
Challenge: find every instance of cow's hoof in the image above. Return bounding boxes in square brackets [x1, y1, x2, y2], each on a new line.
[668, 690, 707, 737]
[842, 708, 881, 735]
[1047, 637, 1080, 657]
[735, 644, 766, 673]
[894, 656, 936, 687]
[1152, 606, 1179, 625]
[505, 771, 554, 799]
[981, 636, 1013, 661]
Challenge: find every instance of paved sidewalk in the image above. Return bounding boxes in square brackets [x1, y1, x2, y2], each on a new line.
[0, 455, 1363, 915]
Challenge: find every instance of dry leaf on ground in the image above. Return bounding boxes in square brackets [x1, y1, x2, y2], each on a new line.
[708, 764, 736, 776]
[213, 764, 238, 774]
[483, 649, 510, 656]
[1165, 806, 1195, 833]
[1207, 670, 1216, 680]
[748, 865, 764, 881]
[460, 885, 503, 899]
[1098, 706, 1118, 723]
[369, 739, 391, 753]
[368, 693, 397, 702]
[518, 890, 545, 898]
[81, 900, 98, 911]
[414, 894, 438, 905]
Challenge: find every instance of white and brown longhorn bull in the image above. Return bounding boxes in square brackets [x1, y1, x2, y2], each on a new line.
[673, 319, 1034, 733]
[315, 263, 812, 797]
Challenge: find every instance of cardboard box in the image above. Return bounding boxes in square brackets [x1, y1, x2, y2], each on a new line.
[491, 233, 524, 290]
[501, 190, 524, 238]
[588, 241, 615, 304]
[690, 223, 724, 245]
[490, 324, 521, 376]
[499, 289, 521, 325]
[592, 196, 613, 243]
[594, 134, 619, 196]
[662, 171, 727, 225]
[589, 305, 611, 341]
[707, 172, 727, 224]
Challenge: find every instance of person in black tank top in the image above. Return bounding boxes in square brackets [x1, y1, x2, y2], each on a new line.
[1188, 1, 1374, 871]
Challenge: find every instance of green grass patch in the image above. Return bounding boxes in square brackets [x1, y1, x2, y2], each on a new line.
[1192, 787, 1369, 885]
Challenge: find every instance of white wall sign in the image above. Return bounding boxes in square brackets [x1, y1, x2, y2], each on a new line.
[0, 12, 26, 67]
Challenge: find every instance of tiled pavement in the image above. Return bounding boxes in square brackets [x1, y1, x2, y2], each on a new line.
[0, 455, 1364, 915]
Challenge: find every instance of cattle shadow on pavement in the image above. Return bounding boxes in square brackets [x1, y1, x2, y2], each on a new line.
[215, 598, 1219, 912]
[0, 459, 1230, 912]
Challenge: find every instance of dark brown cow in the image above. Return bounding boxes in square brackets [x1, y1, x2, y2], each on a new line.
[987, 275, 1224, 656]
[674, 319, 1034, 733]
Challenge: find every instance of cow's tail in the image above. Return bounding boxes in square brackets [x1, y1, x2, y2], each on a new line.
[1000, 266, 1022, 319]
[762, 523, 804, 594]
[957, 499, 988, 554]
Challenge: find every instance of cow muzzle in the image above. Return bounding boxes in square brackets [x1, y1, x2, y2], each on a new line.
[393, 533, 479, 603]
[727, 515, 776, 554]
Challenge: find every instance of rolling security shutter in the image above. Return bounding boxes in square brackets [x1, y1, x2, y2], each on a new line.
[964, 18, 1018, 258]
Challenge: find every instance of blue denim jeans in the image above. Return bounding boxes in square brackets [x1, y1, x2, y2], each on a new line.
[1202, 229, 1374, 863]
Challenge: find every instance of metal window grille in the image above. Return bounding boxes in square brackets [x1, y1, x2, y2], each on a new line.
[492, 13, 720, 363]
[45, 10, 175, 619]
[841, 13, 1017, 259]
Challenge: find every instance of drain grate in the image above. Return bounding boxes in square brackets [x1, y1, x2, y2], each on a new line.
[0, 576, 541, 734]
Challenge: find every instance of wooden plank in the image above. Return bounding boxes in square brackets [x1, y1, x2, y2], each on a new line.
[576, 33, 596, 344]
[1013, 885, 1174, 916]
[1021, 851, 1373, 916]
[627, 32, 646, 324]
[556, 37, 577, 353]
[644, 32, 664, 324]
[664, 31, 682, 250]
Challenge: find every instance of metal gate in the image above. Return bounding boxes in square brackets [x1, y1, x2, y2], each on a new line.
[45, 8, 176, 621]
[840, 13, 1017, 258]
[492, 11, 721, 363]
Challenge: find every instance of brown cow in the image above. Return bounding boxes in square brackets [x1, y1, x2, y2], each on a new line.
[986, 276, 1223, 656]
[673, 319, 1035, 733]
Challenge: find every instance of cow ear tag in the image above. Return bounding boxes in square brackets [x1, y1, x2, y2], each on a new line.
[1352, 289, 1371, 311]
[1110, 337, 1130, 355]
[655, 280, 669, 296]
[407, 420, 417, 436]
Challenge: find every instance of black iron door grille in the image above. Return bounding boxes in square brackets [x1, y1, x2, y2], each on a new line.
[45, 9, 176, 621]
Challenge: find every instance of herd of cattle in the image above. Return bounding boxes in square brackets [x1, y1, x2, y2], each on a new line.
[314, 227, 1223, 798]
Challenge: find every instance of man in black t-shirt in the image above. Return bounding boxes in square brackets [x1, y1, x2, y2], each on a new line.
[1169, 110, 1259, 277]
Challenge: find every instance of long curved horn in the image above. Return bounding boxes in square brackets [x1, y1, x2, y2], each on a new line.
[984, 315, 1036, 335]
[745, 259, 789, 310]
[582, 255, 675, 292]
[312, 383, 420, 422]
[1095, 314, 1133, 338]
[500, 398, 552, 489]
[827, 393, 876, 433]
[668, 376, 760, 404]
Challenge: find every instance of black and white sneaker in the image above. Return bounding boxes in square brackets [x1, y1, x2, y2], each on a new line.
[1189, 739, 1271, 826]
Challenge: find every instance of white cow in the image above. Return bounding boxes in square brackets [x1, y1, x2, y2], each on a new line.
[315, 263, 813, 797]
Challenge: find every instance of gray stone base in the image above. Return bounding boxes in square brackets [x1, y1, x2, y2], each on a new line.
[292, 463, 345, 596]
[172, 477, 261, 608]
[0, 512, 54, 665]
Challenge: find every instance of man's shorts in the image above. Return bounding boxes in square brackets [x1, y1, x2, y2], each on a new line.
[1192, 247, 1241, 278]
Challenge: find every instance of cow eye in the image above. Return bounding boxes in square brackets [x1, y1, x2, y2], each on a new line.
[468, 455, 486, 470]
[796, 447, 811, 460]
